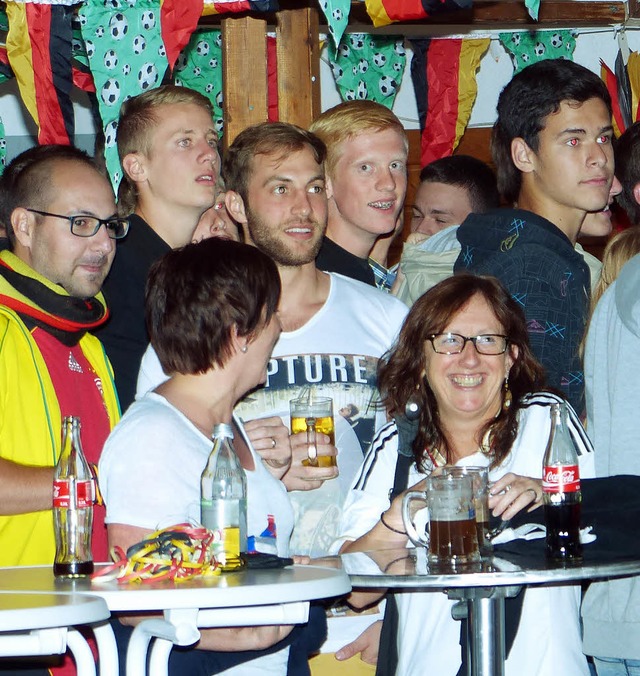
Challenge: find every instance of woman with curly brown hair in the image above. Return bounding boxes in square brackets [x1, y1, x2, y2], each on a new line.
[334, 273, 595, 676]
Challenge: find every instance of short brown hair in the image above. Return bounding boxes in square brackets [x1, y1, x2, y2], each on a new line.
[116, 85, 214, 214]
[145, 238, 280, 375]
[223, 121, 326, 204]
[310, 100, 408, 176]
[379, 274, 547, 469]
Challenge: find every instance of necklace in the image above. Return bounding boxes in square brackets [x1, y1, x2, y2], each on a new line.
[427, 429, 493, 468]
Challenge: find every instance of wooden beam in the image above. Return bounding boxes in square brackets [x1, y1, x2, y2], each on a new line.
[221, 15, 268, 147]
[202, 1, 627, 27]
[275, 7, 321, 128]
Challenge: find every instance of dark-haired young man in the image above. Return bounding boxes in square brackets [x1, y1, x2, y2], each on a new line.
[393, 155, 500, 304]
[455, 59, 614, 415]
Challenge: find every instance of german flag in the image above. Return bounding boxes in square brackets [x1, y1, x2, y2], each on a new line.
[410, 37, 489, 166]
[161, 0, 204, 71]
[202, 1, 278, 16]
[365, 0, 470, 27]
[5, 2, 74, 145]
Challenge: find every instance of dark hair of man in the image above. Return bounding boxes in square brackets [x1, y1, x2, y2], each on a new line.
[145, 238, 281, 375]
[419, 155, 500, 213]
[223, 122, 326, 203]
[491, 59, 612, 204]
[614, 122, 640, 225]
[0, 145, 101, 249]
[378, 273, 547, 470]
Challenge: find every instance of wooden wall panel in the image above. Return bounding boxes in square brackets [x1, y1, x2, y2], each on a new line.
[276, 8, 321, 129]
[222, 15, 268, 147]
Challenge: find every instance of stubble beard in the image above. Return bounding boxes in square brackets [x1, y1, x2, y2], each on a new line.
[245, 206, 325, 267]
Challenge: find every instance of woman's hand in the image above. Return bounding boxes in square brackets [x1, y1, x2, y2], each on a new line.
[243, 416, 292, 480]
[489, 472, 543, 520]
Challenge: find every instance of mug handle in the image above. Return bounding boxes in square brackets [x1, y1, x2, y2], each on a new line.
[401, 490, 429, 547]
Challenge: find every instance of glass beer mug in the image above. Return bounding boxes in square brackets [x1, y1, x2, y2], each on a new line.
[402, 473, 481, 565]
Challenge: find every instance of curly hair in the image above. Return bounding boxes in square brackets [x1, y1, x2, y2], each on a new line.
[378, 274, 547, 469]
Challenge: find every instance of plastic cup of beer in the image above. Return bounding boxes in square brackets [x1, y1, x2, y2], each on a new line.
[289, 396, 335, 467]
[402, 473, 480, 566]
[441, 466, 491, 552]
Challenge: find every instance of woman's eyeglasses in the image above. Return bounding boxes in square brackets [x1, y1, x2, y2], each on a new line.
[427, 333, 509, 355]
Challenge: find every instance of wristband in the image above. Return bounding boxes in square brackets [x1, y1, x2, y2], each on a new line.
[380, 511, 407, 535]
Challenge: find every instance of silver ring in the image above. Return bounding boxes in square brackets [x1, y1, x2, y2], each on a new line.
[270, 437, 276, 449]
[505, 484, 512, 492]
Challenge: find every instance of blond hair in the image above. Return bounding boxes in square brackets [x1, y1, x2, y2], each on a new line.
[592, 227, 640, 310]
[310, 100, 407, 176]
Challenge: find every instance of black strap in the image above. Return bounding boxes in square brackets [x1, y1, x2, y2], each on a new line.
[376, 417, 415, 676]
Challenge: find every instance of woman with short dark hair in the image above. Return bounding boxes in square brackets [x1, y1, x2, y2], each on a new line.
[99, 238, 299, 672]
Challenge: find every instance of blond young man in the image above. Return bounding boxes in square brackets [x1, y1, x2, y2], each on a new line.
[96, 85, 220, 410]
[311, 101, 408, 287]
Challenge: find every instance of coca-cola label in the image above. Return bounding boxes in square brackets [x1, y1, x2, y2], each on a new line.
[53, 479, 96, 508]
[542, 465, 580, 493]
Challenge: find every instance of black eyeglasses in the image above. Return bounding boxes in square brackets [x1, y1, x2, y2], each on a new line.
[428, 333, 510, 355]
[26, 209, 130, 240]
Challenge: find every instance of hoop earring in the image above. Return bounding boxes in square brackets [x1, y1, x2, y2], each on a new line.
[502, 376, 512, 411]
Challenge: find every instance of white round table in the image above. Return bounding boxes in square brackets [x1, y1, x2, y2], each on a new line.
[0, 563, 351, 676]
[0, 591, 111, 676]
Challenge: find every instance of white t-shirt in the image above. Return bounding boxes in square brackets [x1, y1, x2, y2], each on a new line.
[335, 392, 594, 676]
[99, 392, 294, 558]
[233, 273, 408, 558]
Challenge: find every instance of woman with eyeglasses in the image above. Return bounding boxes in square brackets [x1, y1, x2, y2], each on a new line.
[334, 274, 595, 675]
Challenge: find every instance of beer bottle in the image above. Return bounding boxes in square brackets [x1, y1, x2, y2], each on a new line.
[200, 423, 247, 571]
[53, 416, 96, 577]
[542, 402, 583, 560]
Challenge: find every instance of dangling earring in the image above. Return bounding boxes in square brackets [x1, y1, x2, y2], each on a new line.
[502, 376, 512, 411]
[405, 385, 422, 421]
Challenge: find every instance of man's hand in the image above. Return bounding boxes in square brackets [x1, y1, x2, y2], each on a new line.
[243, 416, 292, 480]
[335, 620, 381, 665]
[282, 432, 338, 491]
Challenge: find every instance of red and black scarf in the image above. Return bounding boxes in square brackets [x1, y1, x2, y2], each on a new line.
[0, 251, 108, 346]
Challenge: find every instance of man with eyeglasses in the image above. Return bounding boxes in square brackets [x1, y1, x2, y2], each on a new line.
[0, 145, 121, 578]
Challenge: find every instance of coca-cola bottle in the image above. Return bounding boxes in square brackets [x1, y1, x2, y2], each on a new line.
[200, 423, 247, 571]
[542, 402, 582, 560]
[53, 416, 96, 577]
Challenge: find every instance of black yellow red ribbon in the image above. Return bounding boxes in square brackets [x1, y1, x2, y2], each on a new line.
[93, 523, 222, 584]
